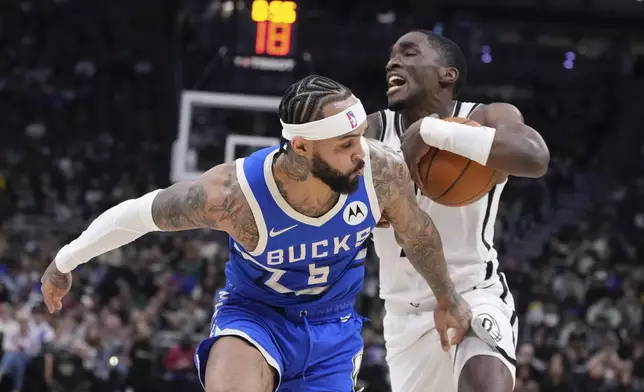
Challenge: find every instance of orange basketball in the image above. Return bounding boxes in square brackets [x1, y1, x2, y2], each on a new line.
[417, 117, 496, 207]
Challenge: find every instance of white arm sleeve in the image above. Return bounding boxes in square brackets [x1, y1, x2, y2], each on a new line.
[54, 190, 162, 273]
[420, 116, 496, 165]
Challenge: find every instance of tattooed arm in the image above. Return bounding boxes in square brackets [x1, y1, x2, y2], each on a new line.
[41, 163, 257, 313]
[151, 164, 258, 246]
[369, 140, 453, 299]
[368, 139, 471, 350]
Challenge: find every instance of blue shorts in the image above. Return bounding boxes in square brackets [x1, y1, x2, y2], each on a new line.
[195, 288, 364, 392]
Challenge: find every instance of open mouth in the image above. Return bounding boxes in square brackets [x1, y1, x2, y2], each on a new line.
[387, 75, 407, 94]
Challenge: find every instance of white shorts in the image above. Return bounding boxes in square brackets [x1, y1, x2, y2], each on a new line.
[383, 274, 518, 392]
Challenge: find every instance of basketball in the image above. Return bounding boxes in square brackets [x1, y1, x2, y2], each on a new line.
[417, 117, 497, 207]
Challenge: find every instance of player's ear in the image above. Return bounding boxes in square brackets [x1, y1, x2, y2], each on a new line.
[439, 66, 459, 87]
[290, 137, 310, 157]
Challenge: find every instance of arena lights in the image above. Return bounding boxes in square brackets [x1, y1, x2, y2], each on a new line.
[481, 45, 492, 64]
[564, 51, 576, 70]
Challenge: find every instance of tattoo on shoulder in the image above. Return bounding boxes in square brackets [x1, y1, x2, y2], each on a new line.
[151, 163, 259, 248]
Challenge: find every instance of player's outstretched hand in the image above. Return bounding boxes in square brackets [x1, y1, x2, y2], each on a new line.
[40, 261, 72, 314]
[434, 292, 472, 352]
[399, 114, 439, 186]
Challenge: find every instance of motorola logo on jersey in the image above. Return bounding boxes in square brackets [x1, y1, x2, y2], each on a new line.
[343, 201, 368, 226]
[266, 227, 372, 265]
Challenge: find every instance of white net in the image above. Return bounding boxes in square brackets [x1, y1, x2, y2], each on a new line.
[171, 90, 282, 183]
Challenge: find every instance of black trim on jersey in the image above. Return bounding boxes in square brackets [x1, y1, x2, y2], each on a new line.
[393, 112, 403, 138]
[453, 101, 462, 117]
[510, 310, 518, 347]
[484, 260, 493, 280]
[498, 272, 509, 303]
[378, 111, 388, 142]
[480, 186, 497, 251]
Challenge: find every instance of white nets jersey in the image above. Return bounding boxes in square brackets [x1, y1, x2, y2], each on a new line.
[373, 101, 507, 313]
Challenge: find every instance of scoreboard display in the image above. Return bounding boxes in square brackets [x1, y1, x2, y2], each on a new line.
[252, 0, 296, 56]
[235, 0, 298, 72]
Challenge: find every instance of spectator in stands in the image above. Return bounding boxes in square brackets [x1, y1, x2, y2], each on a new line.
[540, 352, 577, 392]
[163, 334, 198, 390]
[0, 314, 35, 392]
[124, 319, 154, 392]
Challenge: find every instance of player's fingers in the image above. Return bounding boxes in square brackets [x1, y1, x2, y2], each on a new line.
[448, 325, 467, 345]
[53, 296, 63, 312]
[435, 322, 451, 352]
[44, 292, 55, 314]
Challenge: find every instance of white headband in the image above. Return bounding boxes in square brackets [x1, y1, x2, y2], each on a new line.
[280, 98, 367, 141]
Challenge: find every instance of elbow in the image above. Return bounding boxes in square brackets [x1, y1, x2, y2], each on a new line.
[511, 137, 550, 178]
[527, 146, 550, 178]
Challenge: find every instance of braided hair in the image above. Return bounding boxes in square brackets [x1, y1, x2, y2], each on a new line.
[412, 29, 467, 97]
[276, 75, 352, 157]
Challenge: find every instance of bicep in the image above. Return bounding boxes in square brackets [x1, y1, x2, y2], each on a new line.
[151, 179, 214, 231]
[471, 102, 525, 128]
[151, 164, 237, 232]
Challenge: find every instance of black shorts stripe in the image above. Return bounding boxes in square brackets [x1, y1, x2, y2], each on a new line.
[378, 111, 388, 142]
[495, 346, 517, 367]
[510, 310, 518, 347]
[453, 339, 517, 369]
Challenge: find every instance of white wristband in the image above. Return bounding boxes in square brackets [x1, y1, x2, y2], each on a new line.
[419, 117, 496, 165]
[54, 189, 162, 273]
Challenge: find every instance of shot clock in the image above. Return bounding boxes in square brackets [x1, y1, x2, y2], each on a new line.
[235, 0, 298, 72]
[252, 0, 296, 56]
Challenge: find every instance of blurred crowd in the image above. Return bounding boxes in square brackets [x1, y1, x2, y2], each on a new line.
[2, 1, 644, 392]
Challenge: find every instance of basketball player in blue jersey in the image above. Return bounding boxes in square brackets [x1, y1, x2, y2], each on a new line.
[40, 75, 472, 392]
[366, 31, 550, 392]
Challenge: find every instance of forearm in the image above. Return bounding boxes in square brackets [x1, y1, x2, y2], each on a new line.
[486, 123, 550, 177]
[54, 190, 161, 273]
[396, 214, 455, 301]
[419, 117, 549, 177]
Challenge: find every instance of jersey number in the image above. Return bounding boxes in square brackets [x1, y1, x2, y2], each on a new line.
[266, 263, 329, 295]
[307, 263, 329, 285]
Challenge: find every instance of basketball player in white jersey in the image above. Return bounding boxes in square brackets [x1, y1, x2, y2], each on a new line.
[365, 30, 550, 392]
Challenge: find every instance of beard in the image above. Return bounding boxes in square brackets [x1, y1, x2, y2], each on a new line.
[310, 152, 365, 195]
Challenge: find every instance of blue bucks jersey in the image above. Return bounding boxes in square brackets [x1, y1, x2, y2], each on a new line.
[225, 142, 380, 307]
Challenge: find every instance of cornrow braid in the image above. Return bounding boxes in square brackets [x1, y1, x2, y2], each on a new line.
[275, 75, 353, 159]
[279, 75, 352, 124]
